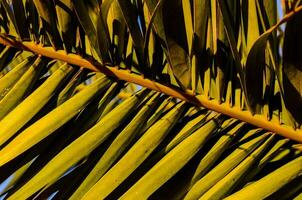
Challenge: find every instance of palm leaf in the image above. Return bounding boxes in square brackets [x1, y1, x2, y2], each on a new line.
[0, 1, 302, 199]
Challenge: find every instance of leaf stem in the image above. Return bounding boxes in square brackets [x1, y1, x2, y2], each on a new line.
[0, 22, 302, 145]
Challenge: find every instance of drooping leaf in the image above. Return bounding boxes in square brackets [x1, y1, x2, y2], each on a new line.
[244, 32, 270, 114]
[55, 0, 77, 52]
[73, 0, 111, 63]
[104, 0, 126, 64]
[145, 0, 191, 88]
[115, 0, 147, 73]
[24, 0, 40, 41]
[11, 0, 30, 40]
[282, 11, 302, 125]
[32, 0, 62, 49]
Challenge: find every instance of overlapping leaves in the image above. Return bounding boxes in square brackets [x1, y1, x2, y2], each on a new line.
[0, 0, 302, 199]
[0, 51, 300, 199]
[0, 0, 301, 127]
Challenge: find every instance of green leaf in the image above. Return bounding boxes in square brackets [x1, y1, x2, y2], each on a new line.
[0, 1, 18, 37]
[282, 11, 302, 126]
[247, 0, 260, 51]
[0, 55, 36, 101]
[190, 121, 246, 186]
[145, 0, 191, 88]
[82, 102, 187, 199]
[182, 0, 193, 55]
[70, 92, 162, 199]
[224, 156, 302, 200]
[24, 0, 40, 41]
[11, 0, 30, 40]
[0, 46, 19, 72]
[120, 118, 219, 199]
[116, 0, 146, 72]
[57, 69, 86, 106]
[0, 63, 73, 150]
[6, 89, 147, 200]
[0, 57, 47, 119]
[164, 110, 213, 152]
[55, 0, 77, 52]
[184, 132, 269, 200]
[105, 0, 126, 64]
[5, 50, 34, 70]
[266, 174, 302, 200]
[191, 0, 209, 93]
[200, 135, 275, 199]
[244, 32, 270, 114]
[73, 0, 111, 63]
[0, 74, 111, 166]
[32, 0, 62, 49]
[217, 0, 246, 100]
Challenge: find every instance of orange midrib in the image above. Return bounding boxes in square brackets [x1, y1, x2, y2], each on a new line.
[0, 34, 302, 147]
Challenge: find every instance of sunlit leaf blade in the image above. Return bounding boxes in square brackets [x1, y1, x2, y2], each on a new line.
[105, 0, 126, 64]
[184, 133, 269, 200]
[0, 74, 111, 166]
[190, 121, 246, 186]
[70, 92, 162, 199]
[200, 135, 275, 199]
[0, 57, 47, 119]
[0, 63, 73, 149]
[217, 0, 247, 100]
[82, 102, 187, 199]
[120, 118, 219, 199]
[3, 82, 121, 199]
[265, 173, 302, 200]
[247, 0, 260, 51]
[224, 156, 302, 200]
[182, 0, 193, 55]
[0, 1, 301, 199]
[5, 89, 147, 200]
[57, 69, 86, 105]
[164, 110, 213, 152]
[0, 55, 36, 101]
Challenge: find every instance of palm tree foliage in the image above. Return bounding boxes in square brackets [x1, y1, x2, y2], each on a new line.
[0, 0, 301, 199]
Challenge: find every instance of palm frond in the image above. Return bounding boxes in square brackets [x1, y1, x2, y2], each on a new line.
[0, 0, 301, 199]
